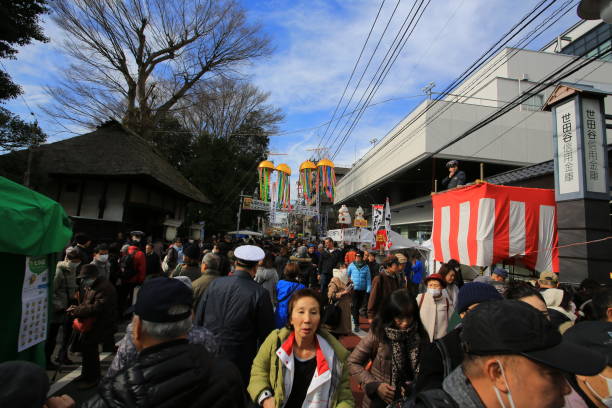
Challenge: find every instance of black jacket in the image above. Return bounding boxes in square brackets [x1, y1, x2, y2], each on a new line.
[145, 252, 162, 277]
[318, 249, 341, 277]
[441, 170, 466, 190]
[194, 269, 275, 383]
[414, 326, 464, 393]
[82, 340, 246, 408]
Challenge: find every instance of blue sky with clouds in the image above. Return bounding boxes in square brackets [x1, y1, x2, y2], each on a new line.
[2, 0, 580, 195]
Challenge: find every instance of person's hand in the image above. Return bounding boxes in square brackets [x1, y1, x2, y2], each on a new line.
[262, 396, 275, 408]
[376, 383, 396, 404]
[368, 318, 373, 325]
[45, 395, 76, 408]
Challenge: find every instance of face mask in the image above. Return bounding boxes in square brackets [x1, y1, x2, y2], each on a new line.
[427, 288, 442, 297]
[97, 254, 109, 263]
[584, 375, 612, 407]
[493, 360, 517, 408]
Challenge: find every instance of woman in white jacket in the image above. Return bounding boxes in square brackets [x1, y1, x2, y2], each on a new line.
[415, 274, 452, 341]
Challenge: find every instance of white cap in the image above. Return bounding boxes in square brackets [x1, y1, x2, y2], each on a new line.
[234, 245, 265, 262]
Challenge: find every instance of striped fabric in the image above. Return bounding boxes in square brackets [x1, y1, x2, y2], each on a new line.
[432, 183, 559, 273]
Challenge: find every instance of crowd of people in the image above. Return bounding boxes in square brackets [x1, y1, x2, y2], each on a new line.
[1, 231, 610, 408]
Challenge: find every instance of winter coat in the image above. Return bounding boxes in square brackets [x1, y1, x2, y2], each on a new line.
[326, 277, 352, 336]
[441, 170, 466, 190]
[347, 262, 371, 292]
[83, 340, 246, 408]
[348, 331, 393, 408]
[319, 249, 341, 277]
[90, 259, 111, 281]
[191, 269, 220, 309]
[171, 263, 201, 282]
[126, 246, 146, 284]
[194, 268, 275, 383]
[414, 326, 463, 393]
[410, 260, 424, 284]
[367, 272, 401, 319]
[248, 328, 354, 408]
[71, 277, 117, 345]
[255, 266, 279, 305]
[416, 293, 452, 341]
[52, 260, 78, 323]
[274, 280, 306, 328]
[144, 252, 162, 277]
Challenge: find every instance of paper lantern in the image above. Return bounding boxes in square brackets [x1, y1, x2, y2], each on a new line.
[257, 160, 275, 201]
[275, 163, 291, 208]
[299, 160, 317, 205]
[316, 158, 336, 201]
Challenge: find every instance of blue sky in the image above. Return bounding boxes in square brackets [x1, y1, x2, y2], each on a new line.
[2, 0, 581, 195]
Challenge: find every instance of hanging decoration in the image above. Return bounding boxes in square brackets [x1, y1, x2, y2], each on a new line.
[257, 161, 275, 201]
[299, 160, 317, 205]
[316, 158, 336, 201]
[275, 163, 292, 209]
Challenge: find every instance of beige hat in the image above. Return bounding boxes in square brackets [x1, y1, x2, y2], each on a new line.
[538, 271, 558, 284]
[395, 253, 408, 264]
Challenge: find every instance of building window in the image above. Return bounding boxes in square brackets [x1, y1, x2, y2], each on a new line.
[522, 93, 544, 111]
[560, 23, 612, 62]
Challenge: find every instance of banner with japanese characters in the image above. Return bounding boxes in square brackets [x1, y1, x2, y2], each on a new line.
[555, 99, 580, 195]
[581, 98, 607, 194]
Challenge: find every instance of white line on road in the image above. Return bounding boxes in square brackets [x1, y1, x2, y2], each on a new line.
[48, 352, 112, 397]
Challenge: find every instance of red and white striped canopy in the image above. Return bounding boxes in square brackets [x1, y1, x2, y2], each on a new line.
[432, 183, 559, 273]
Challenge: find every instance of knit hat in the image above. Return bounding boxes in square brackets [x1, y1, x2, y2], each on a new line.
[0, 361, 49, 407]
[424, 273, 447, 288]
[183, 244, 200, 260]
[456, 282, 503, 314]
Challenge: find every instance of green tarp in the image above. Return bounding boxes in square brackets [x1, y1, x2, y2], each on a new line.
[0, 176, 72, 365]
[0, 176, 72, 256]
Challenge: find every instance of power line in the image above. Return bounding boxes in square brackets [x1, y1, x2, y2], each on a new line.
[343, 0, 575, 173]
[330, 0, 432, 159]
[318, 0, 404, 150]
[317, 0, 388, 147]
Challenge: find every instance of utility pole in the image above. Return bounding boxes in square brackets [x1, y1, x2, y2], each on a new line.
[236, 189, 245, 231]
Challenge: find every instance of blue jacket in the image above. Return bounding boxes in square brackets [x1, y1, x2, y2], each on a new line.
[411, 260, 424, 284]
[274, 280, 305, 328]
[347, 262, 371, 292]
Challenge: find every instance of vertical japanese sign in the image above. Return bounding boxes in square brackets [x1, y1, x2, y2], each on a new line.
[555, 99, 579, 195]
[18, 256, 48, 352]
[581, 98, 607, 194]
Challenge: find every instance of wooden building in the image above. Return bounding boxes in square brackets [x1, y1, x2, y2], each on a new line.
[0, 121, 210, 241]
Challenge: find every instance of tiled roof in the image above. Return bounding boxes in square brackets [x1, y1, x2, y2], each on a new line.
[486, 161, 554, 185]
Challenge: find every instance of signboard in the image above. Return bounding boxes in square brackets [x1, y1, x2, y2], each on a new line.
[581, 98, 607, 194]
[18, 256, 49, 352]
[555, 99, 580, 196]
[354, 219, 368, 228]
[552, 96, 610, 201]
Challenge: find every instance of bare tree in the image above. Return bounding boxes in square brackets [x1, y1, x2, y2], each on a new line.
[44, 0, 271, 138]
[177, 76, 283, 140]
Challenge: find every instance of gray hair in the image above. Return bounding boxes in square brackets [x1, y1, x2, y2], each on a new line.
[201, 252, 220, 271]
[140, 305, 192, 340]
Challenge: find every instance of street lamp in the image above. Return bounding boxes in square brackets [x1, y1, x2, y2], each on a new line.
[578, 0, 612, 23]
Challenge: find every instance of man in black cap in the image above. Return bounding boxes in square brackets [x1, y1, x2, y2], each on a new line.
[171, 244, 201, 281]
[415, 300, 607, 408]
[195, 245, 275, 385]
[441, 160, 466, 190]
[82, 277, 245, 408]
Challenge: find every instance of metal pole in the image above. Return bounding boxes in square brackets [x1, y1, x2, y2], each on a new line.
[480, 162, 484, 180]
[236, 189, 244, 231]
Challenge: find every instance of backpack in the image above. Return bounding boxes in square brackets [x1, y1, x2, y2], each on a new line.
[121, 251, 139, 280]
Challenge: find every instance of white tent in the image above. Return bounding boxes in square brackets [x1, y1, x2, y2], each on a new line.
[227, 230, 263, 237]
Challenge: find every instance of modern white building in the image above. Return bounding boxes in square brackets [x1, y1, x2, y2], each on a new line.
[334, 20, 612, 241]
